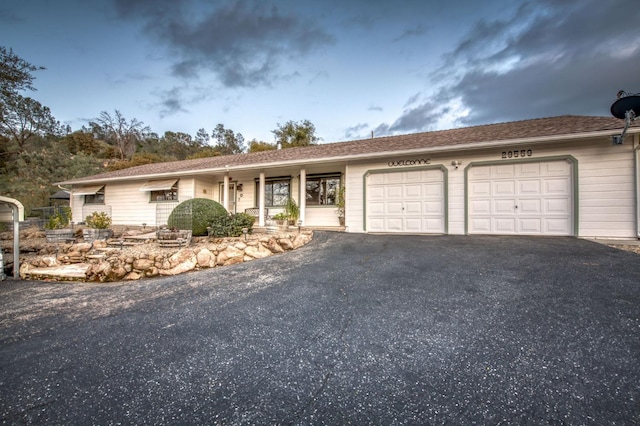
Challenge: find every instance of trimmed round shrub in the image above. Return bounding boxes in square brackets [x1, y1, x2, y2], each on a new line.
[167, 198, 228, 236]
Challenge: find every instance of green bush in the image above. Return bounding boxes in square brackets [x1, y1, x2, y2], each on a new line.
[85, 211, 112, 229]
[44, 207, 71, 230]
[168, 198, 228, 236]
[208, 213, 255, 238]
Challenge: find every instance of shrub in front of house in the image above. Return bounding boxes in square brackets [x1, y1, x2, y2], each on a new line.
[44, 207, 71, 230]
[208, 213, 255, 237]
[85, 211, 112, 229]
[167, 198, 228, 236]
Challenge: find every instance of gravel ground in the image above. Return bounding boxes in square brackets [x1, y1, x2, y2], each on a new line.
[1, 232, 639, 424]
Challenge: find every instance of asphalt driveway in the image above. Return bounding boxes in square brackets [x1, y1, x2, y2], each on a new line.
[1, 232, 639, 424]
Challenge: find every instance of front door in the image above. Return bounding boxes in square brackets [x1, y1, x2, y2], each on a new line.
[219, 182, 237, 213]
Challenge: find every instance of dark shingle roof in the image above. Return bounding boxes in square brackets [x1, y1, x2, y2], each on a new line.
[60, 115, 634, 184]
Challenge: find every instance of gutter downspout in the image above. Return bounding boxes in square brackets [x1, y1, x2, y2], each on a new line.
[635, 134, 640, 239]
[0, 196, 25, 278]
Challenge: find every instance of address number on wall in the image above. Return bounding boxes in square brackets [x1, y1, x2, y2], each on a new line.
[501, 149, 533, 159]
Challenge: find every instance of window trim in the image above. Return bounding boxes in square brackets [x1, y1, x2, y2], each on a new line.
[150, 182, 179, 202]
[254, 176, 292, 207]
[305, 173, 341, 207]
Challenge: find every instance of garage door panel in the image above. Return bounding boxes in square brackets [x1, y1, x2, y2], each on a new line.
[494, 181, 516, 195]
[404, 218, 423, 232]
[386, 202, 404, 215]
[386, 218, 403, 231]
[495, 164, 516, 177]
[404, 184, 422, 198]
[545, 218, 571, 234]
[494, 218, 517, 233]
[470, 218, 491, 233]
[404, 171, 423, 182]
[425, 218, 444, 231]
[519, 180, 541, 195]
[470, 199, 491, 215]
[519, 218, 542, 233]
[468, 160, 573, 236]
[368, 218, 385, 232]
[369, 202, 385, 215]
[519, 199, 542, 214]
[545, 198, 569, 214]
[404, 201, 422, 214]
[519, 163, 541, 176]
[368, 187, 385, 200]
[545, 161, 571, 175]
[385, 185, 403, 199]
[425, 200, 444, 214]
[494, 199, 516, 214]
[471, 181, 491, 196]
[385, 173, 403, 184]
[425, 183, 443, 196]
[545, 178, 570, 194]
[470, 167, 491, 179]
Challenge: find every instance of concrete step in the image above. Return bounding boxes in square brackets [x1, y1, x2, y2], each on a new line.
[22, 263, 91, 281]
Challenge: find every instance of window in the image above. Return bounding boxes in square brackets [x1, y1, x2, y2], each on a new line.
[306, 174, 341, 205]
[256, 177, 291, 207]
[85, 189, 105, 205]
[150, 183, 178, 202]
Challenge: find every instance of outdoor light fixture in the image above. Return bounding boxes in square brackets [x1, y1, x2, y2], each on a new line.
[237, 183, 243, 192]
[451, 160, 462, 169]
[242, 227, 249, 241]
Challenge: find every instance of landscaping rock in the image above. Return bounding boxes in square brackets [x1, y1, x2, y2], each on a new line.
[245, 244, 274, 259]
[133, 258, 155, 271]
[217, 246, 244, 266]
[15, 230, 314, 282]
[196, 248, 216, 268]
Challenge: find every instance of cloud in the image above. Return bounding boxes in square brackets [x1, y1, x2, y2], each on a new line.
[368, 105, 383, 112]
[344, 122, 370, 139]
[393, 23, 429, 42]
[388, 0, 640, 130]
[113, 0, 335, 88]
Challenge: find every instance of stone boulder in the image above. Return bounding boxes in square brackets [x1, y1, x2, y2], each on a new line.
[196, 248, 216, 268]
[245, 244, 273, 259]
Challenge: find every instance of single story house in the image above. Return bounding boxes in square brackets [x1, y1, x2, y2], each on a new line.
[57, 115, 640, 239]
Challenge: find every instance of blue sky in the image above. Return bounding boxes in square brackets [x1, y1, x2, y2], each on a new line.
[2, 0, 638, 144]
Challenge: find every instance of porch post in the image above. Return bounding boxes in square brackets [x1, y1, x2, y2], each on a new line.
[299, 168, 306, 226]
[223, 174, 230, 212]
[259, 172, 266, 227]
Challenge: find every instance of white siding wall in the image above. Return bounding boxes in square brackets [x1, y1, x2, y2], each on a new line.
[346, 138, 637, 238]
[194, 177, 215, 200]
[73, 178, 198, 227]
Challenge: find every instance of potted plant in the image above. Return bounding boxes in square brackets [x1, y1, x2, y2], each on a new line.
[271, 212, 289, 227]
[283, 197, 300, 226]
[83, 211, 113, 242]
[45, 207, 74, 243]
[336, 186, 346, 226]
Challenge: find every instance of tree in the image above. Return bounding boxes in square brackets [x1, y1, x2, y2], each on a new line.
[0, 95, 59, 150]
[91, 110, 150, 160]
[62, 129, 104, 156]
[186, 147, 221, 159]
[0, 47, 59, 151]
[211, 123, 245, 155]
[0, 46, 43, 99]
[271, 119, 319, 149]
[195, 128, 210, 146]
[247, 139, 276, 153]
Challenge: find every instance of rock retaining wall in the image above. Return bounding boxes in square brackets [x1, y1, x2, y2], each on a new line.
[18, 231, 313, 282]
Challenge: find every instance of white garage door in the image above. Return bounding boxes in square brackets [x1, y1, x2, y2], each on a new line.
[468, 161, 573, 235]
[367, 169, 445, 233]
